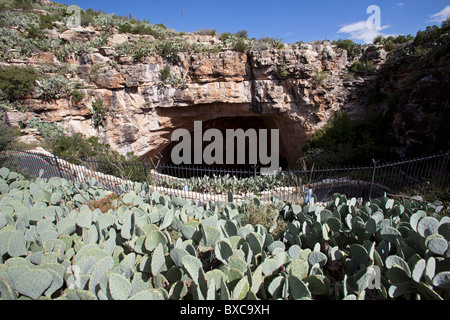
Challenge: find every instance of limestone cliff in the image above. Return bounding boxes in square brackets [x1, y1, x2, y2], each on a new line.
[8, 31, 377, 165]
[2, 3, 449, 167]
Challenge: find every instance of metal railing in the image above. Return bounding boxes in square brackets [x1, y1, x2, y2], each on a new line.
[1, 149, 449, 204]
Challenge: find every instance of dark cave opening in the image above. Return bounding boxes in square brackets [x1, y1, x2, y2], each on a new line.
[157, 116, 289, 178]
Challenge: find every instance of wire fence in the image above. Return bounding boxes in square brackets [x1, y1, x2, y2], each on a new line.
[1, 149, 449, 204]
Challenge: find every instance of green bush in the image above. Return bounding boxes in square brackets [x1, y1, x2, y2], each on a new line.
[50, 132, 142, 181]
[12, 0, 33, 11]
[350, 59, 376, 73]
[80, 12, 96, 27]
[39, 13, 55, 30]
[219, 32, 233, 41]
[118, 22, 133, 33]
[301, 111, 394, 166]
[251, 37, 284, 51]
[159, 66, 171, 82]
[155, 39, 187, 63]
[194, 29, 216, 36]
[332, 39, 362, 59]
[0, 65, 38, 102]
[232, 37, 249, 53]
[26, 26, 46, 39]
[0, 122, 18, 152]
[71, 90, 85, 104]
[312, 70, 327, 84]
[119, 22, 167, 40]
[235, 29, 249, 39]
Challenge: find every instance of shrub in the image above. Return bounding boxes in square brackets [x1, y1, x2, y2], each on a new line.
[159, 66, 171, 82]
[0, 122, 18, 152]
[0, 9, 39, 32]
[50, 132, 143, 180]
[80, 12, 96, 27]
[245, 202, 288, 240]
[114, 39, 155, 62]
[12, 0, 33, 11]
[301, 110, 393, 166]
[71, 90, 85, 104]
[194, 29, 216, 36]
[0, 65, 38, 102]
[118, 22, 133, 33]
[332, 39, 361, 59]
[155, 39, 187, 63]
[252, 37, 284, 51]
[312, 70, 327, 84]
[93, 13, 115, 31]
[350, 59, 376, 73]
[39, 13, 55, 30]
[26, 26, 46, 39]
[235, 29, 249, 39]
[232, 37, 249, 53]
[219, 32, 233, 41]
[120, 22, 167, 40]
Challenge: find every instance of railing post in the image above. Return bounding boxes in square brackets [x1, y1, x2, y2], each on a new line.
[369, 159, 378, 199]
[2, 106, 9, 125]
[142, 159, 148, 180]
[252, 165, 258, 195]
[53, 153, 63, 178]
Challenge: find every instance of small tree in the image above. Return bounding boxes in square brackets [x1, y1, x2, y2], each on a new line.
[0, 122, 17, 152]
[0, 66, 38, 102]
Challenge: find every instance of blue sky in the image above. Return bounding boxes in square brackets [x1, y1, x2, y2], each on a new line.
[57, 0, 450, 43]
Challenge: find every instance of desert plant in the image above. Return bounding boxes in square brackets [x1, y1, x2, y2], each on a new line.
[350, 59, 376, 73]
[91, 100, 106, 127]
[232, 37, 249, 53]
[194, 29, 216, 36]
[36, 76, 73, 102]
[0, 166, 448, 301]
[0, 122, 18, 151]
[71, 90, 85, 104]
[25, 118, 67, 140]
[312, 70, 327, 84]
[160, 66, 171, 82]
[332, 39, 362, 59]
[155, 39, 187, 63]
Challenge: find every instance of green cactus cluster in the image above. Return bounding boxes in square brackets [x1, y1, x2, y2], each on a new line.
[154, 171, 300, 195]
[0, 167, 449, 300]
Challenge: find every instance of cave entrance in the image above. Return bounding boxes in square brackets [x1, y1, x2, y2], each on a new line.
[158, 116, 288, 178]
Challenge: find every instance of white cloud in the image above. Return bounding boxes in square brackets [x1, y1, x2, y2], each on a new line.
[429, 5, 450, 23]
[337, 21, 392, 44]
[396, 2, 405, 8]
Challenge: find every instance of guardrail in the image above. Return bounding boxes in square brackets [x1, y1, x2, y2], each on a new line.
[2, 148, 448, 204]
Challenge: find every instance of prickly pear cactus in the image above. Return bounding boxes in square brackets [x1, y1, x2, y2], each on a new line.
[0, 167, 449, 300]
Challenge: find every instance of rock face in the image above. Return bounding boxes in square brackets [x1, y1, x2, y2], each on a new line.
[18, 36, 376, 167]
[11, 27, 448, 167]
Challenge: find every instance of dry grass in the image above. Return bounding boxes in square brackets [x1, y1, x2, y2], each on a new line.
[85, 192, 128, 213]
[245, 202, 288, 240]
